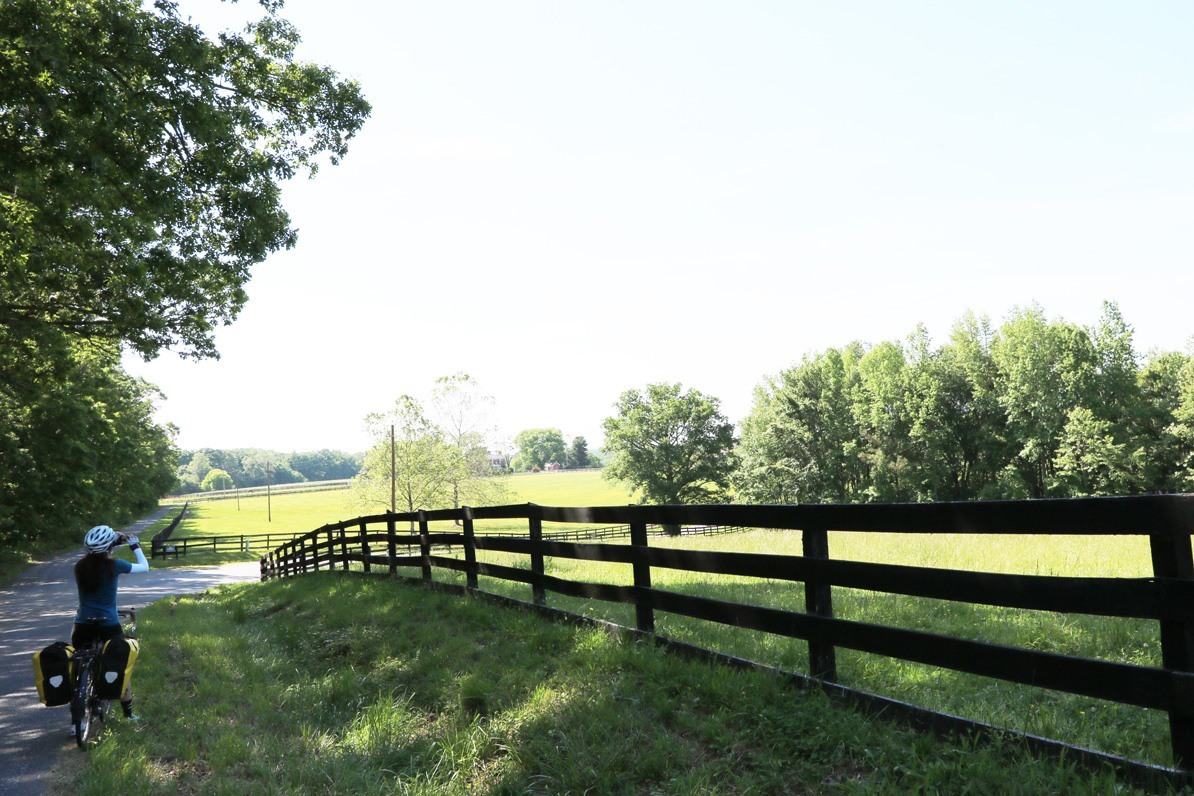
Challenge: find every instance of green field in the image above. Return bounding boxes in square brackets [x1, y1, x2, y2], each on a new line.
[148, 471, 1173, 765]
[166, 469, 634, 540]
[356, 523, 1164, 767]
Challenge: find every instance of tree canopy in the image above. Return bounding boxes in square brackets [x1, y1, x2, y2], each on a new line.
[0, 332, 177, 545]
[602, 383, 737, 505]
[512, 428, 566, 471]
[0, 0, 369, 546]
[733, 302, 1194, 504]
[352, 381, 509, 516]
[0, 0, 370, 359]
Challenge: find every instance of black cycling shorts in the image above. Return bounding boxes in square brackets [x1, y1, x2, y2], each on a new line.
[72, 622, 123, 649]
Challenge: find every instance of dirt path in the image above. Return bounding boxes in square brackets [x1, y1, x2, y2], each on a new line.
[0, 510, 262, 795]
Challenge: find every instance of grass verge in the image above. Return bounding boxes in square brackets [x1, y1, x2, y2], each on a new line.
[60, 573, 1171, 794]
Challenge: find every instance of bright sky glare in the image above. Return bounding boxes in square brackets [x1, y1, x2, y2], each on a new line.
[122, 0, 1194, 455]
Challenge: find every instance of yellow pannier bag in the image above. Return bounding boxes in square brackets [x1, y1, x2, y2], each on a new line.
[32, 642, 75, 707]
[95, 637, 140, 700]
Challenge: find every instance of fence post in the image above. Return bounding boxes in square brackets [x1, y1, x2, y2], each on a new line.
[630, 519, 654, 634]
[360, 519, 371, 573]
[418, 510, 432, 582]
[803, 525, 837, 682]
[1151, 533, 1194, 767]
[339, 524, 349, 572]
[299, 539, 308, 575]
[529, 504, 546, 606]
[387, 513, 397, 577]
[463, 506, 478, 590]
[312, 526, 322, 572]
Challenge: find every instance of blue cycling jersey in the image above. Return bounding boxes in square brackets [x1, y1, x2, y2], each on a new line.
[75, 558, 133, 625]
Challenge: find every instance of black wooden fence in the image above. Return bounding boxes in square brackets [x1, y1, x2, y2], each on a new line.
[149, 502, 188, 556]
[259, 495, 1194, 783]
[154, 531, 308, 557]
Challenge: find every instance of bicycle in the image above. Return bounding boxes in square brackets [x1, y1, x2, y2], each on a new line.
[70, 607, 137, 748]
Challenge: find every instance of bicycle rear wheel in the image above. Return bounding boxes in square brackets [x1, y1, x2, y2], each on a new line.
[72, 665, 107, 747]
[71, 666, 92, 748]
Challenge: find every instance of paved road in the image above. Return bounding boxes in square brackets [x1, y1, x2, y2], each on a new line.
[0, 510, 262, 795]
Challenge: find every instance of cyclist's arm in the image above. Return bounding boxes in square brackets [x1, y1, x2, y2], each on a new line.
[127, 539, 149, 573]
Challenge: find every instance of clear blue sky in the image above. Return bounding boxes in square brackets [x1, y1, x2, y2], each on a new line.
[123, 0, 1194, 454]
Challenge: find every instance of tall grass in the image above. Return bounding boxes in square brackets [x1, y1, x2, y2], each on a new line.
[61, 574, 1165, 794]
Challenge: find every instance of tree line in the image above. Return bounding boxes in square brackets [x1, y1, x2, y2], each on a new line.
[510, 429, 598, 472]
[0, 332, 177, 548]
[341, 302, 1194, 525]
[733, 302, 1192, 503]
[173, 449, 364, 495]
[599, 302, 1193, 510]
[366, 306, 1191, 525]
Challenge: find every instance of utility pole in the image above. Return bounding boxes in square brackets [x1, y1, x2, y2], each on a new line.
[390, 424, 396, 513]
[267, 462, 272, 523]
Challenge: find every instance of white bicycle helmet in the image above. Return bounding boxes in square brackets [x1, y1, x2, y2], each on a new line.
[83, 525, 119, 554]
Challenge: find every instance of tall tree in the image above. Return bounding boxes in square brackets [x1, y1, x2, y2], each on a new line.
[427, 373, 507, 510]
[991, 306, 1098, 497]
[567, 436, 590, 469]
[1174, 354, 1194, 491]
[1135, 351, 1191, 492]
[736, 344, 869, 503]
[732, 378, 805, 504]
[0, 0, 370, 359]
[353, 396, 459, 517]
[602, 383, 737, 509]
[944, 312, 1012, 497]
[513, 429, 567, 471]
[853, 340, 912, 501]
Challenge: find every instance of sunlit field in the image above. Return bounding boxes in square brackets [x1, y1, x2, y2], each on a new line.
[167, 469, 636, 540]
[156, 471, 1174, 765]
[433, 527, 1171, 767]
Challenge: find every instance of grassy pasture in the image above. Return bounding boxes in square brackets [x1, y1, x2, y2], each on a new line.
[392, 526, 1169, 766]
[61, 574, 1162, 794]
[155, 471, 1173, 766]
[167, 469, 635, 540]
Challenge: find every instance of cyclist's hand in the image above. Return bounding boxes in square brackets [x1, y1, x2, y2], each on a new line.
[125, 534, 140, 547]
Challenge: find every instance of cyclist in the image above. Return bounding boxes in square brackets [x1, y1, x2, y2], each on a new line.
[72, 524, 148, 723]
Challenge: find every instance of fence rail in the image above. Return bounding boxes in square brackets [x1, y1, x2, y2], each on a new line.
[258, 495, 1194, 784]
[154, 531, 308, 557]
[149, 503, 188, 554]
[165, 479, 352, 503]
